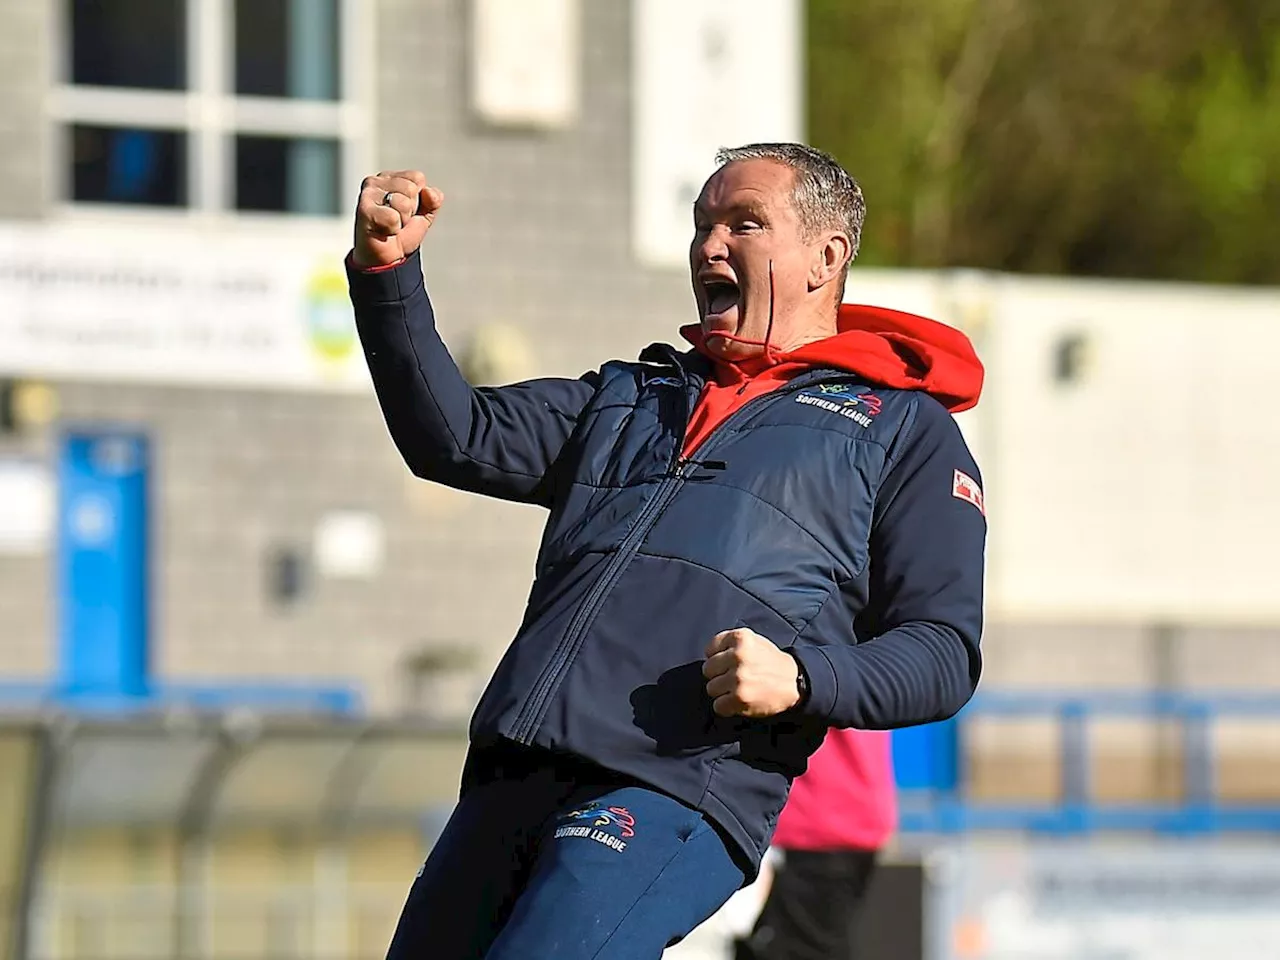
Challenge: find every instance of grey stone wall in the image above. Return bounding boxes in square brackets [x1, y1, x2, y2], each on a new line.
[0, 0, 50, 219]
[0, 0, 697, 713]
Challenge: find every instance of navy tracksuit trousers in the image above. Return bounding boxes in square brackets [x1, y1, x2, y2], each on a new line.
[386, 742, 747, 959]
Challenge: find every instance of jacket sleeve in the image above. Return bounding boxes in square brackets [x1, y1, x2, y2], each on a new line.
[790, 398, 986, 729]
[347, 250, 599, 505]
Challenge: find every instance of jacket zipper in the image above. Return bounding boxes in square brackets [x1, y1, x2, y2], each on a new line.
[510, 465, 687, 743]
[509, 368, 850, 744]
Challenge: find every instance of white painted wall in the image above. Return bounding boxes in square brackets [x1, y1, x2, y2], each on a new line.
[844, 268, 1280, 624]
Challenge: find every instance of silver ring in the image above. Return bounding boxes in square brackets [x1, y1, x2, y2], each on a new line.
[381, 191, 395, 207]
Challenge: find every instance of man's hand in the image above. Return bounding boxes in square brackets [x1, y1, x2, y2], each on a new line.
[352, 170, 444, 268]
[702, 628, 801, 718]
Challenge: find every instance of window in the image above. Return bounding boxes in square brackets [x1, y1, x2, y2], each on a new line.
[54, 0, 364, 217]
[234, 136, 340, 215]
[71, 0, 186, 90]
[235, 0, 339, 100]
[70, 124, 187, 206]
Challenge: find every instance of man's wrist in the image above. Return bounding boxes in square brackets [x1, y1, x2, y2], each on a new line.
[789, 651, 811, 710]
[347, 249, 407, 273]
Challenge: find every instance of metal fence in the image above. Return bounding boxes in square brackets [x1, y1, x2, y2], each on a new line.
[7, 681, 1280, 960]
[898, 691, 1280, 834]
[1, 716, 468, 960]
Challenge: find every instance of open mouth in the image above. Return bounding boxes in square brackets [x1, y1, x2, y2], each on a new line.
[703, 279, 740, 318]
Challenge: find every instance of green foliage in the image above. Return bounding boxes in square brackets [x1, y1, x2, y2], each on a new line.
[807, 0, 1280, 283]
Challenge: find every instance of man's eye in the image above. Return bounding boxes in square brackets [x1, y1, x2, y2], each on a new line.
[735, 221, 762, 232]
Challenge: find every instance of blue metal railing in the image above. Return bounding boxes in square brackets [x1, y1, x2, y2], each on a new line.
[0, 679, 361, 716]
[5, 679, 1278, 833]
[896, 690, 1280, 835]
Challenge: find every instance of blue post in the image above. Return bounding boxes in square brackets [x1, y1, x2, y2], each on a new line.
[56, 431, 151, 701]
[892, 718, 960, 792]
[1060, 701, 1089, 833]
[1181, 701, 1215, 833]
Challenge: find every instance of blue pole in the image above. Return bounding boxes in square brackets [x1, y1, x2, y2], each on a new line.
[56, 431, 151, 701]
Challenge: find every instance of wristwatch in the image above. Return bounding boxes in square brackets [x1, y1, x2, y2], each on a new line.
[790, 652, 810, 708]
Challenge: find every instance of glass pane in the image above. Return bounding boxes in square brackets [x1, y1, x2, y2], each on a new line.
[70, 0, 186, 89]
[211, 738, 357, 825]
[234, 0, 340, 100]
[70, 124, 187, 207]
[53, 733, 220, 825]
[345, 737, 469, 821]
[234, 135, 340, 215]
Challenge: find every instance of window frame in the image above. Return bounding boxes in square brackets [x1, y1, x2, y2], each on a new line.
[49, 0, 370, 226]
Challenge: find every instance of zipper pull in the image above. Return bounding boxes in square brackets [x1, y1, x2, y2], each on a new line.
[682, 458, 726, 473]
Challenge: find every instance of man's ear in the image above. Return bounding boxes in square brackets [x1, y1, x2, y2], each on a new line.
[809, 233, 852, 291]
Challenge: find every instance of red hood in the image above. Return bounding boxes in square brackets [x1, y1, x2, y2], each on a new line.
[680, 304, 984, 413]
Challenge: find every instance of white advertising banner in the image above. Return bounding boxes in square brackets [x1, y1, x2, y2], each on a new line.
[935, 840, 1280, 960]
[0, 223, 368, 392]
[631, 0, 802, 268]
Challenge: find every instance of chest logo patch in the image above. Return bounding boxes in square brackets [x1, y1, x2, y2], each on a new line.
[640, 372, 681, 389]
[794, 385, 883, 428]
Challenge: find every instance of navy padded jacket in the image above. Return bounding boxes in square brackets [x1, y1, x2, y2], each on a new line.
[348, 252, 985, 872]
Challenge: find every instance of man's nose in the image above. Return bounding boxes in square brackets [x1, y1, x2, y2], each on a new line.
[696, 226, 730, 264]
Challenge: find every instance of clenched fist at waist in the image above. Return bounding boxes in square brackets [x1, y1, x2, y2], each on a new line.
[702, 627, 809, 718]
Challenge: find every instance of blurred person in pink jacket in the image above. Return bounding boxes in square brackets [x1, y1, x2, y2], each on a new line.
[735, 728, 897, 960]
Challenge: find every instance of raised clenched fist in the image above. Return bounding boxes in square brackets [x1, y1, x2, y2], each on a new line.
[702, 627, 803, 718]
[352, 170, 444, 268]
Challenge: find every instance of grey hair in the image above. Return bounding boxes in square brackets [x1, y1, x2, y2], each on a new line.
[714, 142, 865, 267]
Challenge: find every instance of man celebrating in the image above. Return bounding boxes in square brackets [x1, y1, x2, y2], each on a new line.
[347, 143, 985, 959]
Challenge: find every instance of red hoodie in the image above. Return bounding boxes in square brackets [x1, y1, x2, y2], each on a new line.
[680, 303, 984, 458]
[682, 303, 984, 851]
